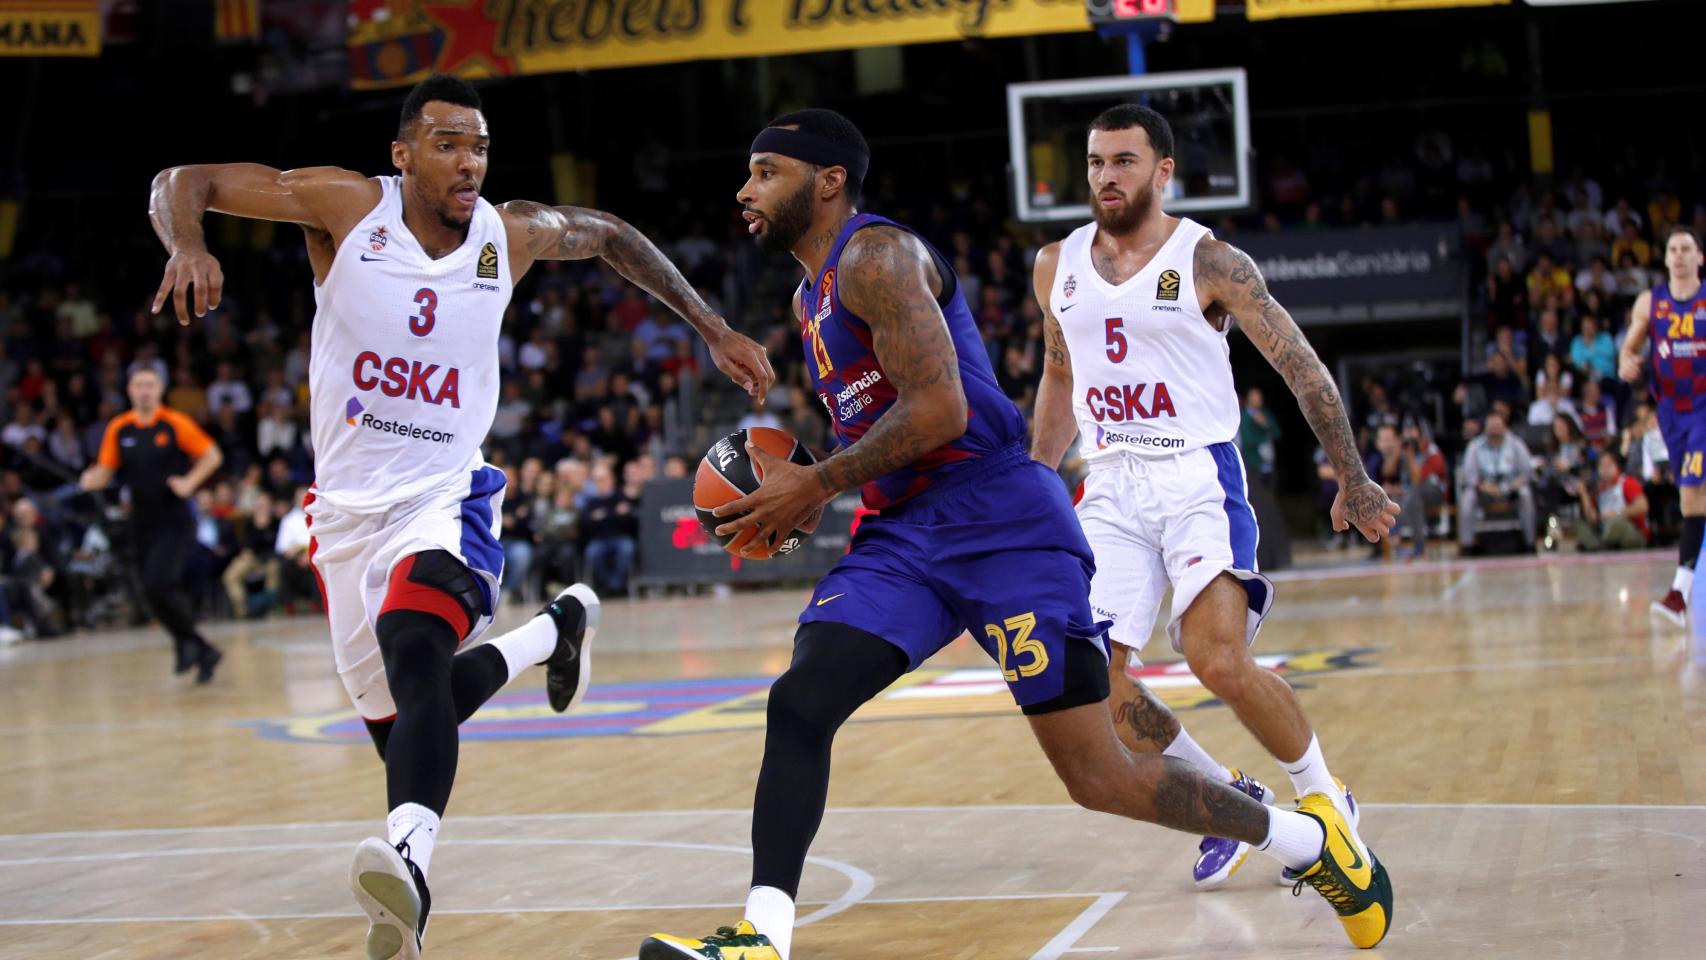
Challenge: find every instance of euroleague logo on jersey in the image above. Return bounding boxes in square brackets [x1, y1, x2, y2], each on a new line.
[1157, 269, 1181, 301]
[816, 269, 836, 323]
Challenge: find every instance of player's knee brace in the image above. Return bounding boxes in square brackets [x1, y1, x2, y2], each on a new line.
[377, 610, 456, 708]
[768, 621, 909, 736]
[379, 549, 483, 640]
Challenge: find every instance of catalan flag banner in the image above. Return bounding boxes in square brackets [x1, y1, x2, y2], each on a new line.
[0, 0, 101, 57]
[214, 0, 260, 43]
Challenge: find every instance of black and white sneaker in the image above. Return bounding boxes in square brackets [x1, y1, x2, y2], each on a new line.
[539, 583, 599, 713]
[350, 837, 431, 960]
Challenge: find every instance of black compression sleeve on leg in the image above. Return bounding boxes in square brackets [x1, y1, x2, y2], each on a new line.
[377, 608, 461, 816]
[364, 718, 393, 761]
[1682, 516, 1704, 570]
[451, 644, 510, 723]
[750, 621, 909, 898]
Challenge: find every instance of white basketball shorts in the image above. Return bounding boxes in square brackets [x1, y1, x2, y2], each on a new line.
[1074, 441, 1274, 660]
[304, 465, 506, 720]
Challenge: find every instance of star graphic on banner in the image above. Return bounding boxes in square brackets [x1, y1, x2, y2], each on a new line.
[420, 1, 515, 77]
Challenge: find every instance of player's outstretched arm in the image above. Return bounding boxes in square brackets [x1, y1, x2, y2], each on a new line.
[1030, 242, 1077, 470]
[149, 163, 374, 323]
[813, 226, 968, 496]
[1620, 291, 1652, 382]
[499, 199, 774, 398]
[1194, 237, 1398, 543]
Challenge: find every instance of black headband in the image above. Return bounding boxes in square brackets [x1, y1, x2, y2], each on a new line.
[750, 126, 868, 187]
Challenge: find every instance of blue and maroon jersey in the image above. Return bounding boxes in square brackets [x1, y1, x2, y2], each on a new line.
[1649, 282, 1706, 415]
[799, 213, 1027, 509]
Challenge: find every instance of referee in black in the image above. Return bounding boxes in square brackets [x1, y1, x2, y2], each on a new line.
[80, 367, 225, 682]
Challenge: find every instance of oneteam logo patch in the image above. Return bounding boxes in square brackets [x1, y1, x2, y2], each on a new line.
[1156, 268, 1181, 302]
[477, 242, 499, 280]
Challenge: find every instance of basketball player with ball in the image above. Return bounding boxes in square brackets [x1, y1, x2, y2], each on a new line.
[641, 108, 1386, 960]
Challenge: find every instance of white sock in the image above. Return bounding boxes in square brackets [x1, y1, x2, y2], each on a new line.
[387, 803, 440, 877]
[1282, 734, 1340, 803]
[1161, 728, 1233, 783]
[1258, 807, 1325, 872]
[483, 612, 560, 683]
[1674, 566, 1694, 596]
[744, 885, 795, 960]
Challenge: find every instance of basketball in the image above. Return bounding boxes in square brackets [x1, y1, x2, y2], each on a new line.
[693, 426, 821, 559]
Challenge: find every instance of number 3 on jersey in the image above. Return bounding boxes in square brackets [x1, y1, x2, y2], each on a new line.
[410, 288, 437, 337]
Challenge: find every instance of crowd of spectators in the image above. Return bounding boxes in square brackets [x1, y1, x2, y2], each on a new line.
[1, 148, 1701, 637]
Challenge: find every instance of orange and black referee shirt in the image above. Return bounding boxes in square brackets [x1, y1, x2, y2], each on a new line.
[97, 407, 215, 518]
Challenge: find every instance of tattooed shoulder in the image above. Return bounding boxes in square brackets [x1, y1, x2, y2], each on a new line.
[498, 200, 614, 261]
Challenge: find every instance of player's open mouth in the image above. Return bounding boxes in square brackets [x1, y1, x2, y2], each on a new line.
[1099, 193, 1124, 208]
[743, 210, 765, 235]
[453, 183, 479, 206]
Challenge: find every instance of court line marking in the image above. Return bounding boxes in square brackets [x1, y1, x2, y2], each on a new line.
[0, 891, 1122, 927]
[1441, 569, 1476, 601]
[1031, 892, 1126, 960]
[1265, 548, 1671, 583]
[4, 800, 1702, 843]
[1309, 652, 1678, 680]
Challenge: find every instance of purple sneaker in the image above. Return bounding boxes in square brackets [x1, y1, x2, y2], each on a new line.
[1193, 769, 1275, 890]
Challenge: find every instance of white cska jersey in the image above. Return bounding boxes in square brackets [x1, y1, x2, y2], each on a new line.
[308, 176, 511, 513]
[1048, 217, 1240, 462]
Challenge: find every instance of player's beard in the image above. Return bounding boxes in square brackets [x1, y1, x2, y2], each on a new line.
[1092, 176, 1158, 235]
[755, 178, 815, 253]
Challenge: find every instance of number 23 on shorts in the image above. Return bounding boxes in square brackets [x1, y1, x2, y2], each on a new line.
[986, 612, 1049, 682]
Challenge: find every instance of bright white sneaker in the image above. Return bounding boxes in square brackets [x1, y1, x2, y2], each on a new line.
[350, 837, 430, 960]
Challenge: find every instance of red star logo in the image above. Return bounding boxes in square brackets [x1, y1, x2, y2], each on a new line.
[420, 1, 514, 77]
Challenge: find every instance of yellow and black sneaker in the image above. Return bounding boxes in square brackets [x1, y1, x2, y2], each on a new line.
[1283, 791, 1393, 949]
[639, 921, 781, 960]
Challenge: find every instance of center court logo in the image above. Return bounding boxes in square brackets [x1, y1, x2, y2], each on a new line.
[251, 647, 1381, 744]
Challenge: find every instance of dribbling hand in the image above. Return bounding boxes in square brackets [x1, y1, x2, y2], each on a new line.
[712, 442, 825, 558]
[153, 248, 225, 325]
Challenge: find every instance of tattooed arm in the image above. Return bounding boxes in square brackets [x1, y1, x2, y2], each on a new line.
[706, 226, 966, 554]
[811, 226, 969, 495]
[149, 164, 375, 322]
[1194, 236, 1398, 542]
[1030, 242, 1078, 470]
[500, 200, 774, 397]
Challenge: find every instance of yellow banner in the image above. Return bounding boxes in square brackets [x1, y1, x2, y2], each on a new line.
[0, 0, 100, 57]
[349, 0, 1090, 89]
[1246, 0, 1507, 19]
